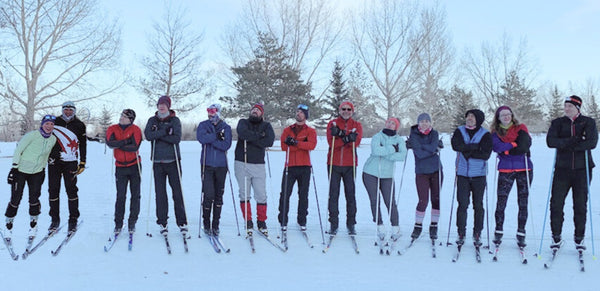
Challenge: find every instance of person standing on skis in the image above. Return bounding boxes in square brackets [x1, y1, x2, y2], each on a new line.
[196, 104, 232, 236]
[278, 104, 317, 232]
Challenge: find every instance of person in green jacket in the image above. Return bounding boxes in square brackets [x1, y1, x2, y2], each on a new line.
[3, 115, 57, 239]
[362, 118, 407, 241]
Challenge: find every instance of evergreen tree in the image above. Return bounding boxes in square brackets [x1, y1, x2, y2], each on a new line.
[497, 70, 543, 129]
[548, 85, 564, 121]
[347, 61, 383, 137]
[441, 85, 477, 132]
[221, 32, 315, 128]
[99, 107, 113, 140]
[587, 95, 600, 122]
[316, 60, 349, 129]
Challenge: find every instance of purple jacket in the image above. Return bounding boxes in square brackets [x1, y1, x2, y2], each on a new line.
[491, 129, 532, 172]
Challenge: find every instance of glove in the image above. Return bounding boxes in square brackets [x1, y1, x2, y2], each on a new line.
[48, 157, 55, 166]
[464, 143, 479, 152]
[405, 139, 413, 149]
[438, 140, 444, 149]
[330, 126, 345, 138]
[166, 127, 174, 135]
[75, 162, 86, 175]
[284, 136, 298, 146]
[342, 132, 358, 144]
[7, 167, 18, 185]
[392, 144, 399, 152]
[151, 124, 158, 131]
[217, 130, 225, 141]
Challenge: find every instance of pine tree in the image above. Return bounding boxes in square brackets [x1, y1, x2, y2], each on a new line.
[221, 32, 315, 128]
[316, 60, 349, 129]
[548, 85, 564, 121]
[99, 107, 113, 141]
[442, 85, 477, 132]
[347, 61, 383, 137]
[587, 95, 600, 122]
[497, 70, 543, 129]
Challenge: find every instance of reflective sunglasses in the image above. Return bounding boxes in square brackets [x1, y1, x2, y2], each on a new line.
[340, 107, 352, 111]
[297, 104, 308, 110]
[42, 115, 56, 122]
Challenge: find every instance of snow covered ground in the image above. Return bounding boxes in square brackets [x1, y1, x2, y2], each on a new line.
[0, 134, 597, 291]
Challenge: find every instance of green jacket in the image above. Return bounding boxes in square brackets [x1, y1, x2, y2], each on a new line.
[12, 130, 57, 174]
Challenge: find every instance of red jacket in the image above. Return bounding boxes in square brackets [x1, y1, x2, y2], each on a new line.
[106, 124, 142, 167]
[326, 117, 363, 166]
[281, 123, 317, 166]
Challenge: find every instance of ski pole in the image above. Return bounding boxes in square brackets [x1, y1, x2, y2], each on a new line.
[536, 150, 556, 258]
[375, 159, 382, 241]
[173, 144, 189, 235]
[281, 146, 291, 233]
[484, 174, 491, 252]
[309, 160, 325, 245]
[585, 151, 596, 258]
[266, 149, 272, 178]
[226, 152, 241, 236]
[327, 122, 336, 232]
[524, 154, 536, 241]
[145, 140, 156, 237]
[243, 140, 249, 235]
[445, 155, 458, 246]
[199, 146, 206, 238]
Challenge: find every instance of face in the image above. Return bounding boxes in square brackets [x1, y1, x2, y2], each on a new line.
[42, 122, 54, 133]
[119, 114, 131, 125]
[295, 109, 306, 122]
[498, 109, 512, 126]
[62, 107, 74, 118]
[384, 119, 397, 131]
[465, 113, 477, 127]
[339, 106, 353, 120]
[418, 119, 431, 131]
[250, 107, 262, 118]
[157, 103, 169, 114]
[207, 108, 218, 119]
[564, 102, 579, 119]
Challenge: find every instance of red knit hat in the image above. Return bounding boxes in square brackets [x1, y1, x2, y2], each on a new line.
[252, 103, 264, 115]
[339, 101, 355, 112]
[387, 117, 400, 131]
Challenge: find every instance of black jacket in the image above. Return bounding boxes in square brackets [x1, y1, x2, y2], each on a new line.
[547, 114, 598, 170]
[50, 115, 87, 163]
[234, 118, 275, 164]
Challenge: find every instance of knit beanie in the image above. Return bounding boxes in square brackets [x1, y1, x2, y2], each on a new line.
[417, 113, 431, 123]
[157, 95, 171, 109]
[122, 109, 136, 123]
[339, 101, 355, 112]
[565, 95, 582, 111]
[387, 117, 400, 131]
[252, 103, 264, 115]
[297, 104, 309, 119]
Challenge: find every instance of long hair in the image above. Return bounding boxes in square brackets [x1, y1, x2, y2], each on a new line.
[491, 106, 520, 136]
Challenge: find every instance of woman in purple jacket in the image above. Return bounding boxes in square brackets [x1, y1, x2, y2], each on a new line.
[490, 106, 533, 248]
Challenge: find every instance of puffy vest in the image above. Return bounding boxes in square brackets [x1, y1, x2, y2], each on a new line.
[456, 126, 488, 177]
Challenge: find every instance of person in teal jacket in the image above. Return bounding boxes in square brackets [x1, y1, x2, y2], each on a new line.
[362, 118, 407, 240]
[4, 115, 57, 239]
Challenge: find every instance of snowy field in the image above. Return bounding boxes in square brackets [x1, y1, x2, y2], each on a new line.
[0, 134, 597, 291]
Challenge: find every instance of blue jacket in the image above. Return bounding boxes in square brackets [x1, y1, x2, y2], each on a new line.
[491, 125, 533, 172]
[409, 125, 442, 174]
[196, 119, 232, 168]
[362, 131, 406, 178]
[452, 126, 492, 177]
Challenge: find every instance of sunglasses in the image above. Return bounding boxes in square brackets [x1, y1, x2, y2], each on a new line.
[207, 108, 218, 114]
[340, 107, 352, 111]
[42, 115, 56, 122]
[297, 104, 308, 110]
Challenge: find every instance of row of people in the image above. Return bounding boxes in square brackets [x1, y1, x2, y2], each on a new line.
[3, 95, 596, 252]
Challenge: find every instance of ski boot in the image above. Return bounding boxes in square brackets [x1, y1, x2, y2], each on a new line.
[159, 224, 168, 237]
[347, 224, 356, 235]
[493, 230, 503, 246]
[410, 223, 422, 239]
[257, 220, 268, 236]
[429, 223, 438, 240]
[473, 234, 482, 247]
[456, 234, 465, 246]
[575, 236, 586, 251]
[549, 235, 562, 250]
[516, 231, 526, 248]
[48, 220, 60, 232]
[377, 224, 386, 241]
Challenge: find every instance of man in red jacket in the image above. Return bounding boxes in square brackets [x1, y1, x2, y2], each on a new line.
[326, 101, 363, 235]
[278, 105, 317, 232]
[105, 109, 143, 234]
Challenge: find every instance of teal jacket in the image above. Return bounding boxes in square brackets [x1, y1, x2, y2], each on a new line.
[362, 131, 407, 178]
[12, 130, 57, 174]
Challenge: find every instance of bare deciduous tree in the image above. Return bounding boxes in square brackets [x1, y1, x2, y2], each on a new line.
[136, 2, 213, 113]
[222, 0, 343, 92]
[351, 0, 430, 119]
[0, 0, 121, 132]
[462, 33, 538, 112]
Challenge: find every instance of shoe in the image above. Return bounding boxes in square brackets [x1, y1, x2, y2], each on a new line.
[48, 220, 60, 232]
[246, 220, 254, 230]
[377, 224, 386, 241]
[429, 223, 438, 240]
[257, 220, 268, 235]
[473, 234, 482, 247]
[328, 225, 338, 235]
[281, 225, 288, 232]
[68, 219, 77, 233]
[493, 230, 503, 245]
[128, 225, 136, 234]
[411, 223, 423, 239]
[391, 226, 401, 241]
[516, 231, 526, 248]
[347, 224, 356, 235]
[456, 235, 465, 246]
[179, 224, 189, 236]
[159, 224, 168, 237]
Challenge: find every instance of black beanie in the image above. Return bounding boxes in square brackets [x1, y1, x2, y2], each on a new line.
[465, 109, 485, 128]
[122, 109, 136, 123]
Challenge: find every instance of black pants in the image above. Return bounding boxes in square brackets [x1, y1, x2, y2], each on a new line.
[154, 162, 187, 226]
[201, 166, 227, 229]
[550, 167, 590, 240]
[494, 171, 532, 233]
[278, 166, 311, 226]
[456, 175, 486, 237]
[48, 161, 80, 223]
[327, 165, 356, 228]
[5, 170, 45, 218]
[114, 164, 141, 228]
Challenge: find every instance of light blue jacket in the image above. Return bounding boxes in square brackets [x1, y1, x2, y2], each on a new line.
[362, 131, 407, 178]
